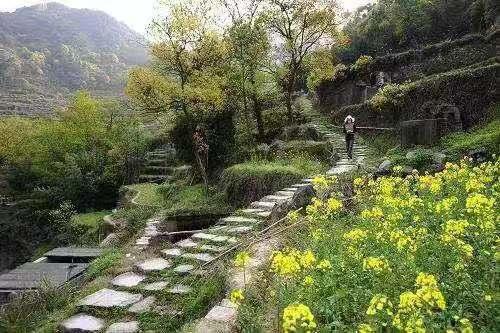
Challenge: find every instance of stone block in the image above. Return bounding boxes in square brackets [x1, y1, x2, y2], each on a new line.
[162, 248, 183, 257]
[111, 272, 146, 288]
[168, 284, 192, 294]
[105, 321, 139, 333]
[142, 281, 169, 291]
[175, 238, 198, 248]
[135, 258, 171, 273]
[60, 314, 104, 333]
[128, 295, 156, 314]
[204, 305, 237, 323]
[79, 289, 142, 308]
[181, 252, 215, 262]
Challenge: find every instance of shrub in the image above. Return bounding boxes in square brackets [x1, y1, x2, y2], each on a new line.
[352, 55, 374, 73]
[280, 141, 331, 162]
[85, 249, 124, 280]
[69, 210, 109, 245]
[220, 156, 324, 207]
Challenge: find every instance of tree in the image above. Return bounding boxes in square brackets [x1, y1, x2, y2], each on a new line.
[223, 0, 271, 140]
[264, 0, 338, 122]
[126, 0, 229, 187]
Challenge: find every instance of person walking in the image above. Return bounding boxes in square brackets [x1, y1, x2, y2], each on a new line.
[343, 115, 356, 159]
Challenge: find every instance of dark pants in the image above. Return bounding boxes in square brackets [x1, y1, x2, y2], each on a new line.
[345, 134, 354, 158]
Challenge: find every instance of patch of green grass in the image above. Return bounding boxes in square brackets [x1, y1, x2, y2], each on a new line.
[158, 183, 231, 217]
[113, 205, 157, 234]
[127, 183, 165, 207]
[441, 117, 500, 160]
[221, 155, 325, 207]
[70, 210, 110, 245]
[85, 249, 124, 281]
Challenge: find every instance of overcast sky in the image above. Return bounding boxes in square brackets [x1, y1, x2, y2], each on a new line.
[0, 0, 373, 34]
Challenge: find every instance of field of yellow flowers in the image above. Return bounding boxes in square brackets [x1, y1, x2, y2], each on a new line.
[237, 158, 499, 332]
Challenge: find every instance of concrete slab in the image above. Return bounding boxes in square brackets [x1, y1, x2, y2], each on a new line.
[111, 272, 146, 288]
[78, 289, 142, 308]
[200, 244, 228, 253]
[60, 313, 104, 333]
[192, 233, 217, 241]
[105, 321, 139, 333]
[128, 295, 156, 314]
[226, 226, 253, 234]
[250, 201, 276, 210]
[135, 258, 171, 273]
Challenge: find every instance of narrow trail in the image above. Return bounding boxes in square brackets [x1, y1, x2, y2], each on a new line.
[59, 108, 371, 333]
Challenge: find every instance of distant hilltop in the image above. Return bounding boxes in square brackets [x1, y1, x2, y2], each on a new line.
[0, 2, 149, 116]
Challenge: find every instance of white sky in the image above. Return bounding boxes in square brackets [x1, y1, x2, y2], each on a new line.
[0, 0, 373, 34]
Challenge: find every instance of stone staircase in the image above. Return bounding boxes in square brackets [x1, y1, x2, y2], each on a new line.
[138, 145, 191, 184]
[59, 122, 370, 332]
[60, 180, 315, 332]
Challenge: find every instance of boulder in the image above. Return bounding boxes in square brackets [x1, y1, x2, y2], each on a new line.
[106, 322, 139, 333]
[377, 160, 392, 175]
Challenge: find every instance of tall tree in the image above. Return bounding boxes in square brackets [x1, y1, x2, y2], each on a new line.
[264, 0, 338, 122]
[222, 0, 270, 140]
[126, 0, 228, 190]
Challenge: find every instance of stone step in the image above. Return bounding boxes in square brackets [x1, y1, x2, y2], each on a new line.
[162, 248, 183, 258]
[192, 233, 238, 244]
[78, 289, 143, 308]
[135, 258, 171, 273]
[175, 238, 198, 248]
[142, 281, 169, 291]
[106, 321, 139, 333]
[250, 201, 276, 210]
[181, 252, 215, 263]
[144, 166, 174, 174]
[261, 194, 293, 203]
[168, 284, 192, 294]
[129, 295, 156, 314]
[219, 216, 259, 225]
[111, 272, 146, 288]
[60, 314, 104, 333]
[275, 190, 296, 196]
[173, 264, 196, 274]
[138, 174, 170, 184]
[239, 208, 271, 218]
[199, 244, 229, 253]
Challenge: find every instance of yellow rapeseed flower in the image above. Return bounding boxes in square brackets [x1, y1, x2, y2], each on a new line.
[234, 251, 251, 268]
[363, 257, 391, 273]
[282, 303, 317, 333]
[230, 289, 244, 305]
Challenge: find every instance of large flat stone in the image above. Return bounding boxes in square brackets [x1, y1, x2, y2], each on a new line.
[262, 195, 292, 203]
[79, 289, 142, 308]
[225, 226, 253, 234]
[105, 321, 139, 333]
[143, 281, 169, 291]
[204, 305, 237, 323]
[135, 258, 171, 272]
[128, 295, 156, 314]
[60, 314, 104, 333]
[181, 252, 215, 262]
[111, 272, 146, 288]
[250, 201, 276, 210]
[219, 216, 259, 224]
[200, 244, 228, 253]
[327, 164, 357, 175]
[275, 190, 296, 196]
[192, 232, 218, 241]
[173, 264, 195, 274]
[175, 238, 198, 248]
[168, 284, 192, 294]
[162, 248, 183, 257]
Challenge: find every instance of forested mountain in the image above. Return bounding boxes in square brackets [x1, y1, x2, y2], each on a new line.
[0, 2, 148, 116]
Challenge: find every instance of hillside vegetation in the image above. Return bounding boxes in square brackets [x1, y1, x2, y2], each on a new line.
[0, 2, 148, 116]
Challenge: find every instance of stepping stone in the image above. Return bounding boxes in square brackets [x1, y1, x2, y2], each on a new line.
[79, 289, 142, 308]
[200, 244, 228, 253]
[327, 164, 357, 175]
[276, 191, 296, 196]
[193, 233, 237, 243]
[220, 216, 259, 224]
[226, 226, 253, 234]
[162, 248, 183, 257]
[143, 281, 169, 291]
[283, 187, 299, 192]
[106, 321, 139, 333]
[220, 298, 238, 309]
[175, 238, 198, 248]
[291, 183, 312, 188]
[205, 305, 237, 323]
[135, 237, 149, 246]
[135, 258, 171, 273]
[182, 252, 215, 262]
[256, 211, 271, 218]
[173, 264, 195, 274]
[210, 226, 228, 232]
[128, 296, 156, 314]
[241, 208, 265, 214]
[250, 201, 276, 210]
[262, 195, 292, 203]
[60, 314, 104, 333]
[302, 178, 314, 183]
[111, 272, 146, 288]
[169, 284, 192, 294]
